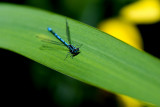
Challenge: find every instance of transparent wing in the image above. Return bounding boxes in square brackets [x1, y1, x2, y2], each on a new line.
[36, 35, 65, 46]
[66, 18, 71, 45]
[39, 44, 68, 51]
[71, 40, 83, 48]
[41, 39, 65, 46]
[76, 44, 83, 48]
[39, 45, 55, 50]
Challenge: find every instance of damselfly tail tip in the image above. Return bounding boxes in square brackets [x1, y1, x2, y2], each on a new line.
[48, 27, 52, 32]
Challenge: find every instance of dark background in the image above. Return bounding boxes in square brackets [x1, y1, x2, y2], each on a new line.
[0, 0, 159, 106]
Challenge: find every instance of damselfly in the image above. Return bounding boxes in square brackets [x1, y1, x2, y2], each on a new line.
[37, 19, 81, 59]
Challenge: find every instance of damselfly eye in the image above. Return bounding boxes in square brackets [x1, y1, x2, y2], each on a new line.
[77, 48, 79, 51]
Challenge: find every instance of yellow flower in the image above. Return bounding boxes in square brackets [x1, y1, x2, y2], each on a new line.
[98, 17, 143, 50]
[117, 94, 142, 107]
[120, 0, 160, 24]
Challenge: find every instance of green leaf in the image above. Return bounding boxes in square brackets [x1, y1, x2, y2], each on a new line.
[0, 3, 160, 106]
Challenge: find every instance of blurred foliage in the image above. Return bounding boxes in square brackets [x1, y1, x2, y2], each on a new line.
[25, 0, 52, 10]
[25, 0, 137, 26]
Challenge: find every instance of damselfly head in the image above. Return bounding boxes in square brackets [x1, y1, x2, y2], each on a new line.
[75, 48, 79, 52]
[71, 48, 80, 56]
